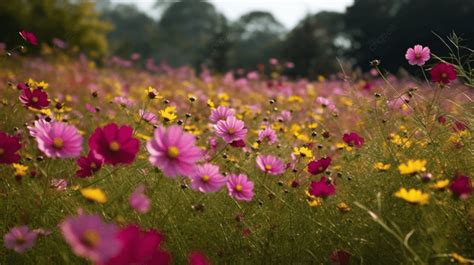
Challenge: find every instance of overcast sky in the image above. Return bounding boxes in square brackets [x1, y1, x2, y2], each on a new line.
[110, 0, 354, 29]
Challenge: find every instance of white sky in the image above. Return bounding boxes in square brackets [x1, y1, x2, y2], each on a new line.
[110, 0, 354, 29]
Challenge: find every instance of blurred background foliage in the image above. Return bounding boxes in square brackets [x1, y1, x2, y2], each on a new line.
[1, 0, 473, 77]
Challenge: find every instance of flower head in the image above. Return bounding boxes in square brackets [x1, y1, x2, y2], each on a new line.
[449, 175, 472, 199]
[60, 214, 121, 263]
[309, 176, 336, 198]
[19, 30, 38, 46]
[394, 188, 429, 205]
[88, 123, 140, 165]
[19, 88, 49, 109]
[342, 132, 364, 148]
[129, 184, 151, 213]
[29, 120, 82, 158]
[256, 155, 285, 175]
[0, 131, 21, 164]
[258, 127, 278, 144]
[215, 116, 247, 143]
[307, 157, 332, 175]
[188, 251, 211, 265]
[430, 63, 457, 84]
[405, 45, 430, 66]
[146, 125, 202, 177]
[189, 163, 226, 193]
[398, 160, 426, 175]
[4, 226, 37, 253]
[210, 106, 235, 123]
[76, 151, 103, 178]
[227, 174, 254, 201]
[374, 162, 391, 171]
[330, 249, 351, 265]
[105, 225, 171, 265]
[80, 187, 107, 203]
[139, 109, 158, 124]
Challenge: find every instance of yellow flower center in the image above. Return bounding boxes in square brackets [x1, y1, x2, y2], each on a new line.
[15, 236, 26, 245]
[228, 128, 235, 135]
[90, 162, 97, 169]
[415, 53, 421, 59]
[167, 146, 180, 158]
[32, 97, 39, 103]
[201, 175, 210, 182]
[265, 164, 272, 171]
[81, 230, 100, 248]
[0, 148, 4, 155]
[109, 141, 120, 152]
[52, 137, 64, 149]
[441, 73, 447, 78]
[235, 184, 243, 192]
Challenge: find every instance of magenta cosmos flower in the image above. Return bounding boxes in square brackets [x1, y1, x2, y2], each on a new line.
[19, 87, 49, 109]
[430, 63, 457, 84]
[19, 30, 38, 46]
[342, 132, 364, 148]
[227, 174, 254, 201]
[215, 116, 248, 143]
[129, 184, 151, 213]
[76, 151, 103, 178]
[258, 127, 278, 144]
[105, 225, 171, 265]
[330, 249, 351, 265]
[189, 163, 226, 193]
[29, 120, 82, 158]
[146, 125, 202, 178]
[60, 214, 121, 264]
[309, 176, 336, 198]
[405, 45, 430, 66]
[4, 226, 37, 253]
[188, 251, 211, 265]
[256, 155, 285, 176]
[209, 106, 235, 123]
[307, 157, 332, 175]
[449, 175, 472, 199]
[88, 123, 140, 165]
[0, 131, 21, 164]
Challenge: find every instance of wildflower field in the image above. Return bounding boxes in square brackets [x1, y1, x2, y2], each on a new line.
[1, 35, 474, 265]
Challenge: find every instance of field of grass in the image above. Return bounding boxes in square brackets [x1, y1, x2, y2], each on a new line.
[1, 47, 473, 264]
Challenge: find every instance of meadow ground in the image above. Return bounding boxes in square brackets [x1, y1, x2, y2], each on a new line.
[0, 45, 473, 264]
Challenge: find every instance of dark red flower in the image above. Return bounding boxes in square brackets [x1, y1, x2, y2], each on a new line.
[449, 175, 472, 199]
[19, 30, 38, 46]
[437, 115, 446, 124]
[19, 88, 49, 109]
[330, 250, 351, 265]
[76, 151, 103, 178]
[307, 157, 332, 175]
[342, 132, 364, 148]
[188, 251, 211, 265]
[88, 123, 140, 166]
[309, 176, 335, 198]
[0, 131, 21, 164]
[230, 139, 246, 148]
[17, 82, 28, 91]
[106, 225, 171, 265]
[453, 121, 468, 132]
[430, 63, 457, 84]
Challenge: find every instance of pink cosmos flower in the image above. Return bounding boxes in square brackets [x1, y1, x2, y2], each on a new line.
[60, 214, 121, 264]
[114, 96, 133, 108]
[4, 226, 37, 253]
[342, 132, 365, 148]
[0, 131, 21, 164]
[76, 151, 103, 178]
[256, 155, 285, 176]
[430, 63, 457, 84]
[307, 157, 332, 175]
[309, 176, 336, 198]
[227, 174, 254, 201]
[105, 225, 171, 265]
[258, 127, 278, 144]
[129, 184, 151, 213]
[209, 106, 235, 123]
[188, 251, 211, 265]
[88, 123, 140, 165]
[215, 116, 247, 143]
[50, 178, 68, 191]
[19, 88, 49, 109]
[29, 120, 83, 158]
[146, 125, 202, 178]
[449, 175, 472, 199]
[19, 30, 38, 46]
[189, 163, 226, 193]
[139, 109, 158, 124]
[330, 250, 351, 265]
[316, 96, 337, 112]
[405, 45, 430, 66]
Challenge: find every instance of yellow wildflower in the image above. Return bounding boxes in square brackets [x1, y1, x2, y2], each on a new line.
[430, 179, 449, 190]
[13, 163, 28, 177]
[374, 162, 391, 171]
[293, 147, 313, 159]
[337, 202, 351, 212]
[159, 106, 177, 122]
[450, 253, 470, 264]
[398, 160, 427, 175]
[145, 86, 163, 100]
[207, 99, 215, 109]
[80, 187, 107, 203]
[394, 188, 429, 205]
[305, 190, 322, 207]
